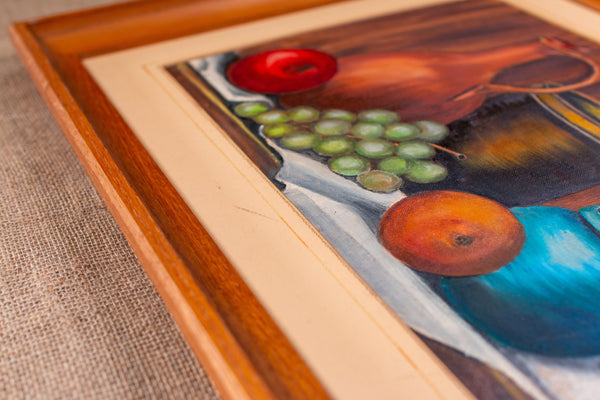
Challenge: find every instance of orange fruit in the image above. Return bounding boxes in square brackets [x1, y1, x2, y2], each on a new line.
[379, 191, 525, 276]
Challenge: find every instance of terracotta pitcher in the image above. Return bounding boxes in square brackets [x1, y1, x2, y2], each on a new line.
[279, 36, 600, 124]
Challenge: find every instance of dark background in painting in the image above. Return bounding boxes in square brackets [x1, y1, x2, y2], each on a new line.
[239, 0, 600, 207]
[240, 0, 597, 78]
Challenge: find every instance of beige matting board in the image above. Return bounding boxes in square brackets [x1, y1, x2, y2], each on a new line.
[84, 0, 600, 398]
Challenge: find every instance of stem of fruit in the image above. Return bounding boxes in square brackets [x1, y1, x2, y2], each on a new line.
[429, 143, 467, 160]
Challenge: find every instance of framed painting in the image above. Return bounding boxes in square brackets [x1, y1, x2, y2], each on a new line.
[10, 0, 600, 399]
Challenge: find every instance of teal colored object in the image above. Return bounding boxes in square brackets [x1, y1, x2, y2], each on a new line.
[442, 205, 600, 357]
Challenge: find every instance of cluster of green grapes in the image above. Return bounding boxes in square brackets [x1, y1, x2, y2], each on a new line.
[233, 102, 452, 193]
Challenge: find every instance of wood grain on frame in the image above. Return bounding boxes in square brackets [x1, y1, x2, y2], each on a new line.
[574, 0, 600, 11]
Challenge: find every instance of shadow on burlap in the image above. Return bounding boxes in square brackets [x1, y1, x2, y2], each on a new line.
[0, 1, 221, 399]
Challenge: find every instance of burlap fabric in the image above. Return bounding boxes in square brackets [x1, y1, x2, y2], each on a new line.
[0, 1, 221, 399]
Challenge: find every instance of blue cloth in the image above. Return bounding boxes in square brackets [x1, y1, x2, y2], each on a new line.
[442, 206, 600, 356]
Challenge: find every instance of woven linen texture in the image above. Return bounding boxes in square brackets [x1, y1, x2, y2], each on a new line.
[0, 1, 221, 399]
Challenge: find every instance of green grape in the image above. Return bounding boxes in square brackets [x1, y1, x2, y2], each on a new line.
[405, 161, 448, 183]
[233, 102, 271, 118]
[415, 120, 449, 143]
[321, 109, 356, 122]
[355, 139, 395, 159]
[350, 122, 384, 139]
[378, 157, 411, 175]
[358, 109, 399, 124]
[395, 141, 435, 159]
[384, 123, 420, 141]
[329, 155, 371, 176]
[313, 136, 355, 156]
[263, 123, 298, 138]
[314, 119, 352, 136]
[253, 110, 289, 124]
[279, 131, 321, 150]
[288, 106, 320, 123]
[357, 170, 403, 192]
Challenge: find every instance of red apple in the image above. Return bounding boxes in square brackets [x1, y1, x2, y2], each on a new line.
[379, 191, 525, 276]
[227, 49, 337, 94]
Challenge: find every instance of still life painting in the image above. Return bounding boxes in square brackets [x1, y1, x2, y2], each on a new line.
[167, 0, 600, 398]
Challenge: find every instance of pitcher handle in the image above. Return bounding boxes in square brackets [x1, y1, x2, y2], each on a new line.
[453, 38, 600, 101]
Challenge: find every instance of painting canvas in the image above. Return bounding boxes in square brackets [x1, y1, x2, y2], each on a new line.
[167, 1, 600, 398]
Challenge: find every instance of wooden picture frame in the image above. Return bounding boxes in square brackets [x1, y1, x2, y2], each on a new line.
[10, 0, 600, 399]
